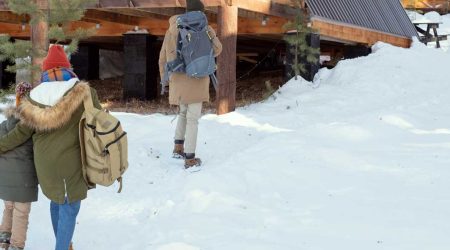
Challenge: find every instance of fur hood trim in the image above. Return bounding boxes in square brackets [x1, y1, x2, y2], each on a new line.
[18, 81, 90, 132]
[1, 106, 19, 119]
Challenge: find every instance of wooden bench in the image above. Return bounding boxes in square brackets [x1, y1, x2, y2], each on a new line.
[413, 20, 447, 48]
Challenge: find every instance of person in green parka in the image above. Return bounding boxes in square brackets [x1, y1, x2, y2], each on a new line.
[0, 82, 37, 250]
[0, 45, 102, 250]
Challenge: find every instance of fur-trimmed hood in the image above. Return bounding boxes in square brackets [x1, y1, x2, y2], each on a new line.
[17, 81, 90, 132]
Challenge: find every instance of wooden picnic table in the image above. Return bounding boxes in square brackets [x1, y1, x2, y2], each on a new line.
[412, 20, 448, 48]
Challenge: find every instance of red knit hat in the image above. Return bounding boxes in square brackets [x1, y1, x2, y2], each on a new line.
[42, 45, 71, 71]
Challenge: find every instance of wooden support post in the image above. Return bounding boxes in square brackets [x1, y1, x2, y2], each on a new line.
[216, 4, 237, 115]
[70, 44, 100, 81]
[123, 33, 158, 100]
[31, 0, 49, 86]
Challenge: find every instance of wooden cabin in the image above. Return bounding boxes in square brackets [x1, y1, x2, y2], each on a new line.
[0, 0, 418, 114]
[402, 0, 450, 14]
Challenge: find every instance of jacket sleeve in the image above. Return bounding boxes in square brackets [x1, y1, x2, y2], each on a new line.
[0, 123, 33, 154]
[158, 31, 170, 82]
[208, 27, 223, 57]
[0, 120, 7, 137]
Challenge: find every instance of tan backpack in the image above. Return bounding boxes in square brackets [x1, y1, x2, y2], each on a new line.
[79, 90, 128, 193]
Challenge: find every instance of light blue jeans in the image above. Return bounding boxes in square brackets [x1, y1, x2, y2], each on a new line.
[50, 198, 81, 250]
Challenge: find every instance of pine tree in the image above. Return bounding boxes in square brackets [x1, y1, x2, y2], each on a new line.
[283, 0, 320, 80]
[0, 0, 96, 84]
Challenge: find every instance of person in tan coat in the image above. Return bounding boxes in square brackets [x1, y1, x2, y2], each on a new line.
[159, 0, 222, 168]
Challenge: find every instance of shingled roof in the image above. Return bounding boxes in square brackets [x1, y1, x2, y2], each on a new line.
[307, 0, 418, 38]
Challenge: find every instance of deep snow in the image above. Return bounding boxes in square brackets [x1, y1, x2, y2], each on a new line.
[1, 33, 450, 250]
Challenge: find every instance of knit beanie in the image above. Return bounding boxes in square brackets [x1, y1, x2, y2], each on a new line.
[42, 45, 71, 71]
[15, 82, 33, 107]
[186, 0, 205, 12]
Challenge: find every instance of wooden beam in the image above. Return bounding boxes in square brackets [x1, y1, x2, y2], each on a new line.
[139, 7, 185, 17]
[312, 19, 412, 48]
[216, 4, 237, 115]
[0, 11, 27, 24]
[1, 15, 285, 37]
[237, 15, 286, 34]
[0, 0, 297, 18]
[235, 0, 297, 18]
[84, 9, 142, 25]
[97, 0, 223, 8]
[101, 8, 170, 19]
[70, 20, 169, 36]
[0, 0, 223, 10]
[1, 7, 288, 37]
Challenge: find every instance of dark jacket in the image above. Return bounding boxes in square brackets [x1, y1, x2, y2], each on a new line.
[0, 107, 38, 202]
[0, 81, 101, 204]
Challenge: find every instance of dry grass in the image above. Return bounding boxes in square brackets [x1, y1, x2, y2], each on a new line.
[89, 69, 284, 114]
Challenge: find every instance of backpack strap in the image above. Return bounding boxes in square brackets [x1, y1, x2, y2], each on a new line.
[83, 88, 95, 111]
[210, 74, 219, 91]
[117, 177, 123, 193]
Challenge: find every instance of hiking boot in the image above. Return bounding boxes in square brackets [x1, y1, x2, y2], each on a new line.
[185, 154, 202, 169]
[0, 232, 11, 244]
[0, 242, 9, 250]
[8, 246, 23, 250]
[173, 142, 185, 159]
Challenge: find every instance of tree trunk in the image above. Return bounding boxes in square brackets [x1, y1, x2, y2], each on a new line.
[31, 0, 48, 86]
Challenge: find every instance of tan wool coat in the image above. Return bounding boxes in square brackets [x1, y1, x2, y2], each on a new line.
[159, 15, 223, 105]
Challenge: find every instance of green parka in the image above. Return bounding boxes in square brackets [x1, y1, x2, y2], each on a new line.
[0, 107, 38, 203]
[0, 81, 101, 204]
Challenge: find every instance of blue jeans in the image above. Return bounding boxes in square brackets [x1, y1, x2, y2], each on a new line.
[50, 198, 81, 250]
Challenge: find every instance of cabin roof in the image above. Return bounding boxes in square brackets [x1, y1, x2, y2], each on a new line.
[307, 0, 418, 38]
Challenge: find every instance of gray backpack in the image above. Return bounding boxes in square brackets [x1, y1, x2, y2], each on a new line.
[161, 11, 218, 94]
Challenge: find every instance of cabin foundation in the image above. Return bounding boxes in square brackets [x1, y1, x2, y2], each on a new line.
[71, 44, 100, 81]
[123, 33, 158, 100]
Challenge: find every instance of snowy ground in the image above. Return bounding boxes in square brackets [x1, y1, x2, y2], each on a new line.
[1, 36, 450, 250]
